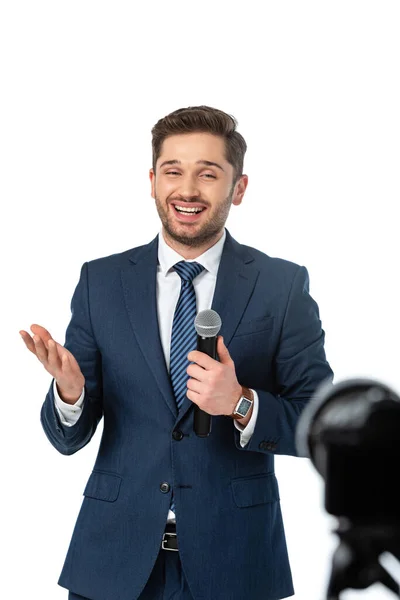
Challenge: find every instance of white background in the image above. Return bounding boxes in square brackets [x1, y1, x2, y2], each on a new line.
[1, 1, 399, 599]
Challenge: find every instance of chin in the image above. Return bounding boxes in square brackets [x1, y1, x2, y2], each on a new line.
[167, 223, 221, 248]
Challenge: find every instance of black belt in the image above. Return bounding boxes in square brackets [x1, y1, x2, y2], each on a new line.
[161, 522, 178, 551]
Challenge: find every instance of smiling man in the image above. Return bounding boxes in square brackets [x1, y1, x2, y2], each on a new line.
[33, 105, 334, 600]
[150, 130, 247, 256]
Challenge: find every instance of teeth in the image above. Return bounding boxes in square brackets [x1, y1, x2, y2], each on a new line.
[175, 205, 203, 213]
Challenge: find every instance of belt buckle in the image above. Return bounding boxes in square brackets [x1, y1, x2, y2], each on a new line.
[161, 531, 178, 552]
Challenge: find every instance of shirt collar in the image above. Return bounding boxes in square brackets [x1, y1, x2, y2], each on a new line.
[158, 228, 226, 277]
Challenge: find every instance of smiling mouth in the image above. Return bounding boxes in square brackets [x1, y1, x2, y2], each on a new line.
[171, 203, 207, 220]
[173, 203, 206, 213]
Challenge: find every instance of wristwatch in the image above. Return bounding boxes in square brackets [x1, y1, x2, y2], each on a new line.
[229, 386, 254, 420]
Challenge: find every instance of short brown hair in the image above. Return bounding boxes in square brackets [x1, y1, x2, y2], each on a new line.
[151, 105, 247, 184]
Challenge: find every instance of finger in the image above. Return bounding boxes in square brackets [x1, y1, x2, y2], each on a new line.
[50, 340, 77, 374]
[186, 388, 201, 405]
[187, 350, 215, 370]
[187, 378, 202, 393]
[47, 339, 62, 371]
[61, 351, 71, 371]
[217, 336, 232, 362]
[33, 334, 49, 363]
[19, 330, 36, 354]
[30, 324, 54, 345]
[218, 335, 226, 348]
[187, 363, 207, 381]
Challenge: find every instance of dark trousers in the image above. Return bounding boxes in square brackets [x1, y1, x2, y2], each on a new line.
[68, 545, 194, 600]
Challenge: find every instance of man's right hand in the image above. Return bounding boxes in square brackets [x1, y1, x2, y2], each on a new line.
[19, 324, 85, 404]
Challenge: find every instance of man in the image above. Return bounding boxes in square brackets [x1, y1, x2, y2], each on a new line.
[20, 105, 334, 600]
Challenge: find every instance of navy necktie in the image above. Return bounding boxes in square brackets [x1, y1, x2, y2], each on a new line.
[169, 260, 205, 514]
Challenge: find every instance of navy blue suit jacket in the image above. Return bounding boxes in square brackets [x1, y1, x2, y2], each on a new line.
[41, 229, 334, 600]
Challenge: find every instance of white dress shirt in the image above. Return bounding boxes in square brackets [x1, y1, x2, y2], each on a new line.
[54, 228, 259, 522]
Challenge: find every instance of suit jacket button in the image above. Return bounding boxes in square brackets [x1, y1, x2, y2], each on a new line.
[160, 482, 170, 493]
[172, 430, 184, 441]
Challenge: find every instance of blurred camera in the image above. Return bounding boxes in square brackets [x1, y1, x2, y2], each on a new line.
[296, 377, 400, 599]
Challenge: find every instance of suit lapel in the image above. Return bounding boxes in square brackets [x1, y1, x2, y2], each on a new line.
[121, 234, 178, 419]
[120, 229, 259, 424]
[211, 230, 260, 347]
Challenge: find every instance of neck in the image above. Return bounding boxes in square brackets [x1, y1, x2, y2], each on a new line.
[162, 228, 224, 260]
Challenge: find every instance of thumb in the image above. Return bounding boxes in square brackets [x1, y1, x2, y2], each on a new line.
[217, 336, 231, 363]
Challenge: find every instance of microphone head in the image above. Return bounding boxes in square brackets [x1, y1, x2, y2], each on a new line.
[194, 309, 222, 338]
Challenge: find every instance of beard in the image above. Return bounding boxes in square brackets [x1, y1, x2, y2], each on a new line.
[154, 186, 235, 249]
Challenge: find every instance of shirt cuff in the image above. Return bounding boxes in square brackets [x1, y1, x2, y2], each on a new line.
[53, 379, 85, 427]
[233, 389, 259, 447]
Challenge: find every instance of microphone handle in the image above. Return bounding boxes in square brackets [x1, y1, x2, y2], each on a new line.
[193, 334, 217, 437]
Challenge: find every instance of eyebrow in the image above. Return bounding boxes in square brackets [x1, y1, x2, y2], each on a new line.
[159, 159, 225, 172]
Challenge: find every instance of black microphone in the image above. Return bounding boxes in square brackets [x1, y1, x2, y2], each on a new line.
[193, 309, 222, 437]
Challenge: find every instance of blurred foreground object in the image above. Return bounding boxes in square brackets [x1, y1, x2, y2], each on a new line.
[296, 377, 400, 599]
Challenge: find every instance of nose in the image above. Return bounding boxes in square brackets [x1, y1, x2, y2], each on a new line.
[176, 174, 200, 199]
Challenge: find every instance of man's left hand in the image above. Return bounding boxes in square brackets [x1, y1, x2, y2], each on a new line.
[186, 336, 242, 416]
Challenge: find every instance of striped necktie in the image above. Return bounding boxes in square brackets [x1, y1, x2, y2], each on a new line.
[169, 260, 205, 514]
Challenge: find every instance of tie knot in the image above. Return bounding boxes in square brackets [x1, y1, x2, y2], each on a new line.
[173, 261, 205, 282]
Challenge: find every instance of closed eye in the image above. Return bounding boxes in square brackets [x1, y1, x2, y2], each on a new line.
[166, 171, 216, 179]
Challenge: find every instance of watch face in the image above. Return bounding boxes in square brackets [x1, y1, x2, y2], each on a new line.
[236, 397, 252, 417]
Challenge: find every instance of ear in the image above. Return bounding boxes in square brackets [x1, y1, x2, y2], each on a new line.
[149, 168, 155, 199]
[232, 174, 248, 206]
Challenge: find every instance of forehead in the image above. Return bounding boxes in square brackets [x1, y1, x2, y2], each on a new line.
[158, 132, 228, 165]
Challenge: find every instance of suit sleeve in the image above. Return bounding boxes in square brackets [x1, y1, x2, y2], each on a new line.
[233, 265, 334, 456]
[40, 262, 103, 455]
